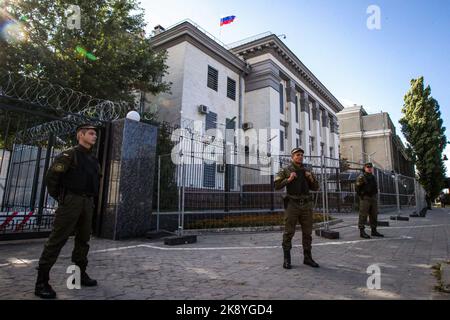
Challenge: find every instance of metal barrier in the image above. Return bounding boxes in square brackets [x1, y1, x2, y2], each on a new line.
[151, 129, 427, 233]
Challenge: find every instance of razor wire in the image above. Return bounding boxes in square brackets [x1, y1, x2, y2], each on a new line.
[0, 72, 132, 143]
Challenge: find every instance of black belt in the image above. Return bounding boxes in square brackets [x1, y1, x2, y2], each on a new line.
[360, 194, 377, 200]
[67, 191, 94, 198]
[287, 195, 312, 203]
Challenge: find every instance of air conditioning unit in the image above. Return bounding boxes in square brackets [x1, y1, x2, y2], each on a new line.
[198, 105, 209, 114]
[242, 122, 253, 131]
[217, 164, 225, 173]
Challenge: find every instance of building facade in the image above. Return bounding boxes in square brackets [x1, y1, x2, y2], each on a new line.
[337, 105, 414, 176]
[148, 21, 344, 160]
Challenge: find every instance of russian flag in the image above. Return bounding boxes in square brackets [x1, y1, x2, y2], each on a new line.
[220, 15, 236, 26]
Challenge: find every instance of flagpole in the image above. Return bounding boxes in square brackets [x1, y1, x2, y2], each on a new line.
[219, 16, 222, 40]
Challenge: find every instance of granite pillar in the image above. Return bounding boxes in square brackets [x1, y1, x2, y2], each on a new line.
[100, 118, 158, 240]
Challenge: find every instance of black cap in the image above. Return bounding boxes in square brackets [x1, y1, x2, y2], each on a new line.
[76, 123, 97, 132]
[291, 147, 305, 155]
[364, 162, 373, 168]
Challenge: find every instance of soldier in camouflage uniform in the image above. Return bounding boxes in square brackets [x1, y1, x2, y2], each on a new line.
[355, 162, 384, 239]
[275, 148, 320, 269]
[35, 124, 101, 299]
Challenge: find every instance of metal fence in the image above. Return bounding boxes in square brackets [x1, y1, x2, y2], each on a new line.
[0, 107, 68, 239]
[0, 73, 119, 240]
[151, 127, 427, 233]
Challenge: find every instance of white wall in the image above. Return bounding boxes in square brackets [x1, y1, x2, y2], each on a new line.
[246, 53, 340, 159]
[146, 42, 187, 124]
[181, 42, 240, 132]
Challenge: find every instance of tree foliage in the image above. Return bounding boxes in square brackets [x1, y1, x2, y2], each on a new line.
[0, 0, 170, 106]
[400, 77, 447, 199]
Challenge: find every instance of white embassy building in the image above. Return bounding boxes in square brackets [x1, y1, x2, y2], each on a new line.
[147, 20, 344, 163]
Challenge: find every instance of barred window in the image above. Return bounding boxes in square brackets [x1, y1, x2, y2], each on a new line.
[207, 66, 218, 91]
[280, 130, 285, 152]
[310, 137, 315, 152]
[227, 77, 236, 100]
[203, 111, 218, 188]
[203, 164, 216, 188]
[279, 83, 284, 114]
[205, 111, 217, 131]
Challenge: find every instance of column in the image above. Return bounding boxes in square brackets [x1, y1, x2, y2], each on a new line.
[300, 91, 310, 154]
[311, 101, 321, 156]
[286, 81, 297, 152]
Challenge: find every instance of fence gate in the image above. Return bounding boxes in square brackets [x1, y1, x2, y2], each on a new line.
[0, 73, 123, 240]
[0, 105, 108, 240]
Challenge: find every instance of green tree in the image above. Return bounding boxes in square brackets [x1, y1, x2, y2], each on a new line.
[0, 0, 170, 105]
[400, 77, 447, 200]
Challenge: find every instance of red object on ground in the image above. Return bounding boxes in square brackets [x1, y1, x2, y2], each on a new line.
[15, 211, 34, 231]
[0, 211, 19, 230]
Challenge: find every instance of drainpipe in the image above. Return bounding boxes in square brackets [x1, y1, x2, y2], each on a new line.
[237, 70, 245, 199]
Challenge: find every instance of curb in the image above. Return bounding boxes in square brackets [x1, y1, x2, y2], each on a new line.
[181, 218, 344, 235]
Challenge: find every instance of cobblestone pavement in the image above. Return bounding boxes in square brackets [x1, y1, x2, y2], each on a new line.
[0, 208, 449, 300]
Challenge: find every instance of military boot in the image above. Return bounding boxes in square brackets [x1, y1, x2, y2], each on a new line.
[283, 250, 292, 269]
[80, 271, 98, 287]
[34, 267, 57, 299]
[74, 264, 98, 287]
[360, 229, 371, 239]
[303, 250, 319, 268]
[371, 228, 384, 238]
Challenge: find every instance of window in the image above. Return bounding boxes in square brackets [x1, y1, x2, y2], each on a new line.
[308, 103, 312, 130]
[295, 96, 299, 123]
[296, 129, 302, 147]
[280, 130, 284, 152]
[330, 147, 334, 158]
[319, 110, 322, 136]
[227, 77, 236, 100]
[225, 117, 236, 143]
[207, 66, 218, 91]
[296, 139, 300, 148]
[310, 137, 315, 152]
[205, 111, 217, 131]
[204, 111, 217, 188]
[203, 164, 216, 188]
[225, 117, 236, 129]
[226, 166, 235, 190]
[279, 83, 284, 114]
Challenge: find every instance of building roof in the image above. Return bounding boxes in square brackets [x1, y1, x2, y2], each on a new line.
[150, 20, 249, 74]
[151, 20, 344, 113]
[230, 34, 345, 113]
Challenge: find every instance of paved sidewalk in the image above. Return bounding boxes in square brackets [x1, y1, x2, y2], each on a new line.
[0, 208, 449, 300]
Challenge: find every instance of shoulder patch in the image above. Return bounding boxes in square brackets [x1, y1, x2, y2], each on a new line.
[53, 163, 66, 173]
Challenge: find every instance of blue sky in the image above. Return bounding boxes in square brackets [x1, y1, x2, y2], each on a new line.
[141, 0, 450, 172]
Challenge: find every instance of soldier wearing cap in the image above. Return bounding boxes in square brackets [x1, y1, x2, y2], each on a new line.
[355, 162, 384, 239]
[274, 147, 320, 269]
[35, 123, 101, 299]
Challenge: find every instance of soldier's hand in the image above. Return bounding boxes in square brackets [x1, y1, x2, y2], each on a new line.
[305, 171, 312, 179]
[288, 172, 297, 182]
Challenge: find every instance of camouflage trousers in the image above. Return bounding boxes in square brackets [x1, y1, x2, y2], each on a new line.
[38, 192, 94, 271]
